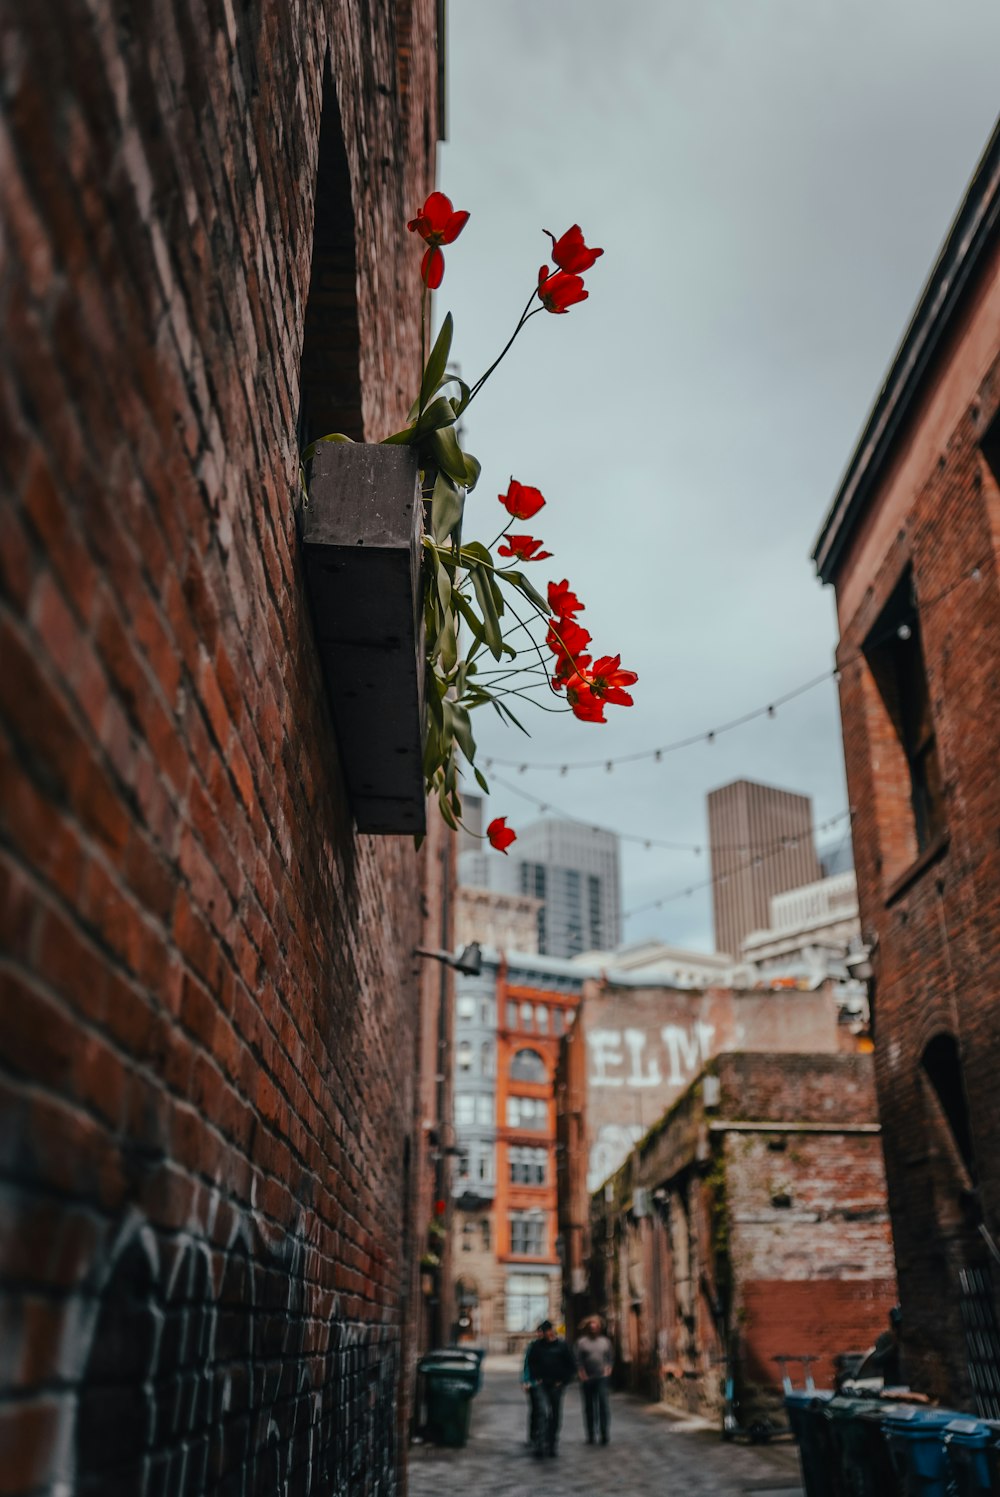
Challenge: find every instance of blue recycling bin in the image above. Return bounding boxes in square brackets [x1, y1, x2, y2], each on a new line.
[943, 1417, 995, 1495]
[786, 1391, 837, 1497]
[883, 1406, 960, 1496]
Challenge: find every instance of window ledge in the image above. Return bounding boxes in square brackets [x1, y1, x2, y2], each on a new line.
[884, 833, 950, 906]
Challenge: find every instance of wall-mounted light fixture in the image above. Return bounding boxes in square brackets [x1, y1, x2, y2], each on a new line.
[413, 941, 482, 977]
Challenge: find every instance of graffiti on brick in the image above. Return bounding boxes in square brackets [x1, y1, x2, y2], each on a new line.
[586, 1023, 716, 1089]
[53, 1207, 401, 1496]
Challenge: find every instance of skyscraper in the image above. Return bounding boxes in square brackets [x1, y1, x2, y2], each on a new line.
[707, 779, 822, 957]
[459, 808, 621, 959]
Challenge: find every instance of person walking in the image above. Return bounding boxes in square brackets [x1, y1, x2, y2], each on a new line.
[522, 1323, 544, 1447]
[575, 1314, 614, 1445]
[525, 1320, 577, 1457]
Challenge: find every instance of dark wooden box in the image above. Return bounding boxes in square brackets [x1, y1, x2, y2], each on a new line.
[301, 443, 426, 835]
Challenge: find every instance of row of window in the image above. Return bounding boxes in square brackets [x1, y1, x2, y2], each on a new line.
[454, 1092, 550, 1132]
[456, 1145, 547, 1188]
[456, 1045, 548, 1084]
[505, 1000, 568, 1037]
[506, 1271, 551, 1332]
[509, 1210, 546, 1256]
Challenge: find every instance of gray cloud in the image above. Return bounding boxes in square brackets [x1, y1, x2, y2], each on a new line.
[438, 0, 1000, 948]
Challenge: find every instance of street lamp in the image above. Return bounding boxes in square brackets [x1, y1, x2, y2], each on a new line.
[413, 941, 482, 977]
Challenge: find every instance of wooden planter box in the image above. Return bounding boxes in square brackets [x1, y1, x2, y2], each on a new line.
[301, 442, 426, 835]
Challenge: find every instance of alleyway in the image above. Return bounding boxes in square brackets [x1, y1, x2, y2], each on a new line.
[409, 1356, 805, 1497]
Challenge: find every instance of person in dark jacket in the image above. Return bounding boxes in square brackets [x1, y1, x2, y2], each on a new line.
[525, 1320, 577, 1457]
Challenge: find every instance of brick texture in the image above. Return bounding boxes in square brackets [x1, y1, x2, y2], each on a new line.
[587, 1053, 897, 1421]
[0, 2, 444, 1491]
[828, 224, 1000, 1406]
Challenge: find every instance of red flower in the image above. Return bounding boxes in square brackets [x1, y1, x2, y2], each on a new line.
[537, 265, 588, 314]
[421, 246, 445, 289]
[407, 192, 470, 247]
[563, 672, 607, 723]
[487, 816, 517, 854]
[500, 479, 546, 522]
[590, 654, 638, 707]
[544, 225, 604, 275]
[548, 578, 584, 623]
[546, 618, 592, 682]
[498, 534, 552, 562]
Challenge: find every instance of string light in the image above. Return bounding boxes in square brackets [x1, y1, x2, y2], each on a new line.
[478, 561, 987, 776]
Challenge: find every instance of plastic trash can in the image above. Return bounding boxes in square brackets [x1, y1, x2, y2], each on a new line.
[418, 1354, 479, 1447]
[825, 1394, 902, 1497]
[786, 1390, 837, 1497]
[883, 1406, 960, 1496]
[447, 1344, 486, 1391]
[943, 1417, 995, 1495]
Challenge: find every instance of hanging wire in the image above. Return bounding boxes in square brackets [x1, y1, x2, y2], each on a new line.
[479, 560, 988, 776]
[621, 809, 853, 922]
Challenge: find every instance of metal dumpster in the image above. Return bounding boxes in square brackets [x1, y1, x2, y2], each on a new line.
[943, 1417, 995, 1495]
[786, 1391, 837, 1497]
[883, 1406, 960, 1496]
[418, 1354, 479, 1447]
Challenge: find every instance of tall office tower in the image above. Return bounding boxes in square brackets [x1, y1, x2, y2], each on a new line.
[458, 817, 621, 959]
[707, 779, 822, 958]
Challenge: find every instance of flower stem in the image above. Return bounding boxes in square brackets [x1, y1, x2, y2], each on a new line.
[464, 289, 541, 410]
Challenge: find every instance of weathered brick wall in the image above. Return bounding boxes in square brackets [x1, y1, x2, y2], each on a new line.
[0, 2, 441, 1490]
[832, 253, 1000, 1403]
[588, 1054, 896, 1417]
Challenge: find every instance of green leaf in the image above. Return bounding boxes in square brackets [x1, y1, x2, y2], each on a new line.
[419, 313, 454, 414]
[492, 697, 530, 735]
[474, 766, 490, 794]
[451, 378, 473, 416]
[448, 702, 477, 765]
[503, 568, 552, 616]
[431, 470, 465, 543]
[381, 425, 417, 445]
[470, 564, 503, 660]
[463, 450, 482, 491]
[461, 540, 494, 569]
[452, 589, 485, 643]
[426, 424, 469, 485]
[414, 395, 458, 438]
[440, 611, 458, 674]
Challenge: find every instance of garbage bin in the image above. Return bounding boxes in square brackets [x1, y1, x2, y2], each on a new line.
[418, 1354, 479, 1447]
[447, 1344, 486, 1392]
[943, 1417, 995, 1495]
[786, 1391, 836, 1497]
[824, 1395, 903, 1497]
[883, 1406, 960, 1496]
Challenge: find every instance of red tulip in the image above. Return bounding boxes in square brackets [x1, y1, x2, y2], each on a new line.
[487, 816, 517, 854]
[421, 246, 445, 289]
[564, 673, 607, 723]
[500, 479, 546, 522]
[544, 225, 604, 275]
[498, 534, 552, 562]
[408, 192, 470, 247]
[590, 654, 638, 707]
[548, 579, 584, 622]
[547, 618, 592, 682]
[537, 265, 588, 314]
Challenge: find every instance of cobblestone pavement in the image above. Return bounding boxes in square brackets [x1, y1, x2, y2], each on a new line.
[409, 1355, 805, 1497]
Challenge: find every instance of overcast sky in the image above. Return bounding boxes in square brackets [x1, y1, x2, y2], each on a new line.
[436, 1, 1000, 951]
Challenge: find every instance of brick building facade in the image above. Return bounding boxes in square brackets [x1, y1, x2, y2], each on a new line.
[588, 1053, 897, 1424]
[555, 977, 852, 1335]
[0, 4, 449, 1491]
[813, 117, 1000, 1410]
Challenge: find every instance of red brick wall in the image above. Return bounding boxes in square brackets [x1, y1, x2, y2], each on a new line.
[740, 1279, 898, 1392]
[0, 2, 442, 1490]
[830, 249, 1000, 1405]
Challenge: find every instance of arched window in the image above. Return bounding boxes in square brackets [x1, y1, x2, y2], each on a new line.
[921, 1032, 976, 1182]
[510, 1048, 547, 1084]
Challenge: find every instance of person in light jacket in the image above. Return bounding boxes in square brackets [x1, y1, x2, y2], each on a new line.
[575, 1315, 614, 1445]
